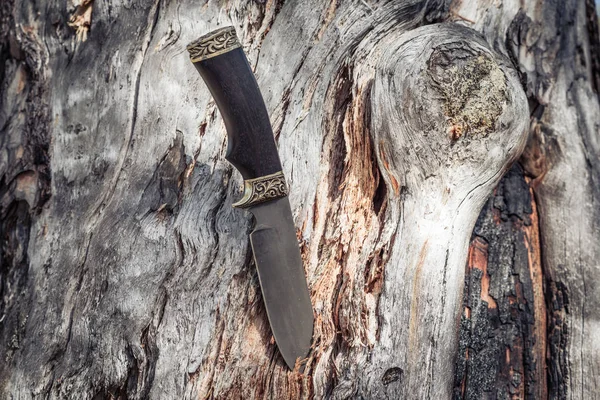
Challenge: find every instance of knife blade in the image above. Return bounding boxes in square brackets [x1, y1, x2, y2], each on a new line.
[187, 26, 313, 369]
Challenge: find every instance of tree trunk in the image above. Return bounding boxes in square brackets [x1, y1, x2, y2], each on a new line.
[0, 0, 598, 399]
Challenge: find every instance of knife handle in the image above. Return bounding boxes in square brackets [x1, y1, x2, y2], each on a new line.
[188, 27, 288, 208]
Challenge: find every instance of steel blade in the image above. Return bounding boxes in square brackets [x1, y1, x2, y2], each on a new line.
[248, 197, 313, 369]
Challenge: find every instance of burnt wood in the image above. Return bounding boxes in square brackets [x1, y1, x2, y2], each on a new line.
[191, 44, 282, 180]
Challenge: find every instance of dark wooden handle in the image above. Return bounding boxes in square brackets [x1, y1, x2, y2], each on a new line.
[187, 27, 282, 180]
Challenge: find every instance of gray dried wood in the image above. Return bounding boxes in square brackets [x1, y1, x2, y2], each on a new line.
[0, 0, 598, 399]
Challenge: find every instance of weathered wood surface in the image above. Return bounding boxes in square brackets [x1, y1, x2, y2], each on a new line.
[452, 0, 600, 398]
[0, 0, 598, 399]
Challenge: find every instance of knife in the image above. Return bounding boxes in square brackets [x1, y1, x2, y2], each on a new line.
[187, 26, 313, 369]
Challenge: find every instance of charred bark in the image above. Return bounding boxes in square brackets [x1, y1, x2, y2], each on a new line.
[454, 164, 547, 400]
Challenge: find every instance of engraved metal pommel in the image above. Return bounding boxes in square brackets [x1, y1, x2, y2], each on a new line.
[232, 171, 289, 208]
[186, 26, 241, 63]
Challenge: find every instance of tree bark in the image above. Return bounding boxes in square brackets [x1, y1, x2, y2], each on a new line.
[451, 1, 600, 399]
[0, 0, 598, 399]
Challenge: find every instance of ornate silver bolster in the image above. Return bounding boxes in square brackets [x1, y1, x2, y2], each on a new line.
[187, 26, 241, 63]
[232, 171, 289, 208]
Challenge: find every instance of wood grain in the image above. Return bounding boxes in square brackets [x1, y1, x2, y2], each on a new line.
[0, 0, 598, 399]
[452, 0, 600, 397]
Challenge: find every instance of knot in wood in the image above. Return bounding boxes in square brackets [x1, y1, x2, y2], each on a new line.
[371, 23, 528, 195]
[428, 48, 508, 140]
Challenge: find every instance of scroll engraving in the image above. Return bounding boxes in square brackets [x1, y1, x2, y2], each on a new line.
[232, 171, 289, 208]
[187, 26, 241, 63]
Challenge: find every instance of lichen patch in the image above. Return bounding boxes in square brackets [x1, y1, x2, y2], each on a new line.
[428, 51, 508, 140]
